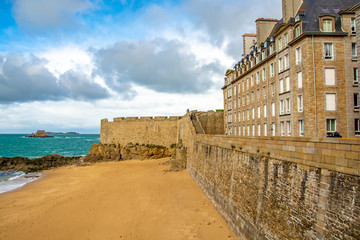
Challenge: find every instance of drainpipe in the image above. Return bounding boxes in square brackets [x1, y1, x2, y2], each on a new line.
[312, 35, 318, 137]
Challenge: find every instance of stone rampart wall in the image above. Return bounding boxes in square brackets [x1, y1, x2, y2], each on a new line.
[100, 117, 180, 147]
[185, 131, 360, 239]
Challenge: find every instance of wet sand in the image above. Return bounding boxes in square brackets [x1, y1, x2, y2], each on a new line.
[0, 158, 237, 240]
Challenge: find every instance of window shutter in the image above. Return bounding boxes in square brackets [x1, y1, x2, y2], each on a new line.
[326, 93, 336, 111]
[325, 68, 335, 85]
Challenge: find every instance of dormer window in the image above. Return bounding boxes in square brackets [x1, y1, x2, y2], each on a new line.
[295, 25, 301, 38]
[320, 16, 335, 32]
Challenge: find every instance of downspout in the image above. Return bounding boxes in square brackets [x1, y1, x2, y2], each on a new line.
[312, 35, 318, 137]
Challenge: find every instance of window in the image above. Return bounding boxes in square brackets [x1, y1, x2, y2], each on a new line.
[238, 126, 241, 136]
[323, 20, 333, 32]
[298, 120, 304, 136]
[262, 68, 266, 81]
[285, 77, 290, 92]
[298, 95, 303, 112]
[258, 124, 261, 136]
[247, 109, 250, 120]
[261, 50, 265, 60]
[256, 72, 260, 84]
[247, 93, 249, 104]
[271, 122, 276, 136]
[354, 93, 359, 110]
[234, 126, 237, 135]
[257, 106, 261, 118]
[354, 68, 359, 84]
[252, 107, 255, 119]
[234, 113, 236, 122]
[233, 86, 236, 95]
[325, 68, 335, 85]
[251, 91, 254, 102]
[270, 63, 274, 77]
[287, 121, 291, 136]
[242, 95, 245, 106]
[278, 37, 282, 51]
[351, 18, 356, 34]
[271, 82, 275, 96]
[326, 119, 336, 134]
[246, 78, 249, 89]
[279, 79, 284, 93]
[297, 71, 303, 89]
[284, 54, 289, 69]
[264, 123, 267, 136]
[271, 102, 275, 116]
[251, 75, 254, 87]
[324, 43, 333, 59]
[242, 110, 245, 121]
[234, 100, 237, 109]
[280, 100, 284, 115]
[243, 125, 245, 136]
[284, 33, 289, 45]
[247, 125, 250, 136]
[269, 44, 273, 55]
[242, 81, 245, 91]
[257, 89, 260, 100]
[252, 124, 255, 136]
[238, 111, 241, 121]
[286, 98, 290, 114]
[352, 43, 357, 60]
[264, 104, 267, 118]
[295, 25, 301, 37]
[355, 119, 360, 136]
[280, 121, 285, 136]
[296, 47, 301, 64]
[263, 86, 266, 99]
[278, 57, 283, 72]
[325, 93, 336, 111]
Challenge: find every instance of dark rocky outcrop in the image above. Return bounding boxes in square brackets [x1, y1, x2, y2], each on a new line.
[27, 130, 54, 138]
[0, 154, 82, 172]
[83, 143, 175, 163]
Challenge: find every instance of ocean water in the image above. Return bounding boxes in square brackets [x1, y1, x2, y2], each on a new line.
[0, 134, 100, 194]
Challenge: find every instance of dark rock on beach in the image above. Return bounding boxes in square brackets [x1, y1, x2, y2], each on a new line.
[0, 154, 82, 172]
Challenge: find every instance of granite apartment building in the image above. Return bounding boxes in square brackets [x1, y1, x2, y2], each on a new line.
[223, 0, 360, 138]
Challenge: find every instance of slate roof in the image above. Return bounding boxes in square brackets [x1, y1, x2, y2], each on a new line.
[298, 0, 359, 33]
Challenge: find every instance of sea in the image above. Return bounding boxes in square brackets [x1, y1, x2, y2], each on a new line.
[0, 134, 100, 194]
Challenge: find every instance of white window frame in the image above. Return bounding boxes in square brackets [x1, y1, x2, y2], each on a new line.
[271, 122, 276, 136]
[284, 54, 289, 69]
[252, 107, 255, 120]
[297, 71, 303, 89]
[258, 123, 261, 136]
[270, 63, 274, 77]
[252, 124, 255, 136]
[286, 121, 291, 136]
[271, 82, 275, 96]
[262, 68, 266, 82]
[351, 18, 356, 34]
[280, 100, 284, 115]
[279, 79, 284, 93]
[285, 77, 290, 92]
[295, 47, 301, 64]
[354, 93, 360, 110]
[354, 68, 359, 84]
[352, 43, 357, 60]
[355, 119, 360, 136]
[271, 102, 275, 117]
[278, 57, 283, 73]
[263, 86, 266, 99]
[257, 106, 261, 119]
[280, 121, 285, 136]
[264, 123, 267, 136]
[324, 43, 333, 60]
[263, 104, 267, 118]
[326, 119, 336, 134]
[298, 95, 303, 112]
[298, 120, 304, 136]
[323, 20, 332, 32]
[286, 98, 290, 114]
[256, 71, 260, 84]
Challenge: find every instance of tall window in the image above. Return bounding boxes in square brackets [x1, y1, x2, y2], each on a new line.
[286, 98, 290, 114]
[270, 63, 274, 77]
[325, 93, 336, 111]
[297, 71, 303, 89]
[351, 18, 356, 34]
[264, 104, 267, 118]
[280, 121, 285, 136]
[298, 95, 303, 112]
[323, 20, 333, 32]
[284, 54, 289, 69]
[251, 91, 254, 102]
[352, 43, 357, 60]
[354, 93, 359, 110]
[262, 68, 266, 81]
[257, 89, 260, 100]
[258, 124, 261, 136]
[280, 100, 284, 115]
[251, 75, 254, 87]
[326, 119, 336, 134]
[257, 106, 261, 118]
[252, 107, 255, 119]
[279, 79, 284, 93]
[355, 119, 360, 136]
[298, 120, 304, 136]
[247, 109, 250, 120]
[271, 82, 275, 96]
[271, 123, 276, 136]
[278, 37, 283, 51]
[238, 126, 241, 136]
[243, 125, 245, 136]
[264, 123, 267, 136]
[287, 121, 291, 136]
[247, 125, 250, 136]
[263, 86, 267, 99]
[271, 102, 275, 116]
[295, 47, 301, 64]
[295, 25, 301, 37]
[285, 77, 290, 92]
[324, 43, 333, 59]
[284, 33, 289, 45]
[278, 57, 283, 72]
[325, 68, 335, 85]
[252, 124, 255, 136]
[256, 72, 260, 84]
[354, 68, 359, 84]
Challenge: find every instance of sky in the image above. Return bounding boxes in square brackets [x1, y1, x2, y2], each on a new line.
[0, 0, 282, 133]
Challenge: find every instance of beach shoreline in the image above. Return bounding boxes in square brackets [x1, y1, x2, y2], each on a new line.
[0, 158, 237, 240]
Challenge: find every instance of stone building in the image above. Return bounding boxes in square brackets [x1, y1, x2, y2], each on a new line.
[223, 0, 360, 138]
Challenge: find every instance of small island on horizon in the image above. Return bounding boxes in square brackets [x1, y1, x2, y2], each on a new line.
[26, 130, 80, 138]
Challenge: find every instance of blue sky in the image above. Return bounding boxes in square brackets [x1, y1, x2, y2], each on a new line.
[0, 0, 281, 133]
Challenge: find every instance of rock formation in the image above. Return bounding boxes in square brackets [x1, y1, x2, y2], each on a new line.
[27, 130, 54, 138]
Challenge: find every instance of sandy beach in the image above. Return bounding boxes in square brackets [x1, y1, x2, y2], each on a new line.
[0, 158, 237, 240]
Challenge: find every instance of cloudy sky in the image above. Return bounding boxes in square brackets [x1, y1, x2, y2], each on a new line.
[0, 0, 281, 133]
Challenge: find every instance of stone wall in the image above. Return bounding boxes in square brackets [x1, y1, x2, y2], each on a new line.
[185, 131, 360, 239]
[100, 116, 181, 147]
[196, 111, 225, 135]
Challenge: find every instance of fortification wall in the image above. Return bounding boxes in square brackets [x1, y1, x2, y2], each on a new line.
[196, 111, 224, 135]
[100, 116, 181, 147]
[185, 132, 360, 239]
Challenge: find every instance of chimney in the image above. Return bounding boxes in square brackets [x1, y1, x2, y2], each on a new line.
[282, 0, 303, 23]
[243, 34, 257, 57]
[255, 18, 278, 45]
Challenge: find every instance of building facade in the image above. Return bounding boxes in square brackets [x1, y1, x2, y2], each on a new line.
[223, 0, 360, 138]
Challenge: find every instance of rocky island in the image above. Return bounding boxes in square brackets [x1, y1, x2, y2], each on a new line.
[27, 130, 54, 138]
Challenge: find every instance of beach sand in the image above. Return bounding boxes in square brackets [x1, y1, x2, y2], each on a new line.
[0, 158, 238, 240]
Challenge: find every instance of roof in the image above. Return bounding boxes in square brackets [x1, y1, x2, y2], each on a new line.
[298, 0, 359, 33]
